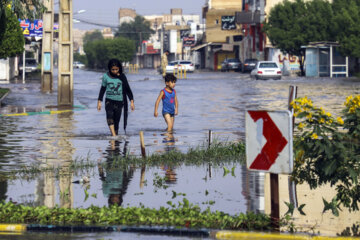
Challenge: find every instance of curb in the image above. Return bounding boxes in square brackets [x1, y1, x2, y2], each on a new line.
[0, 105, 86, 117]
[0, 225, 357, 239]
[214, 231, 357, 240]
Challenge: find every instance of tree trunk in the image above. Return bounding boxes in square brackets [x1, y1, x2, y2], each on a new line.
[355, 57, 360, 74]
[298, 54, 305, 76]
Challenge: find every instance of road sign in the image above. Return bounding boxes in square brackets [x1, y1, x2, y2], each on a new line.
[246, 110, 293, 174]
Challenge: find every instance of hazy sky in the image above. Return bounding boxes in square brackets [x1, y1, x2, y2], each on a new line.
[70, 0, 206, 30]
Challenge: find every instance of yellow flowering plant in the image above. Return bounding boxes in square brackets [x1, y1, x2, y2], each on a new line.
[291, 95, 360, 213]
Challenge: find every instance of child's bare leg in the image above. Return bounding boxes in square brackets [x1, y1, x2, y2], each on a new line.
[108, 124, 117, 136]
[163, 114, 174, 133]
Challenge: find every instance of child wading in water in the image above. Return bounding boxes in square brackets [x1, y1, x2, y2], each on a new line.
[154, 74, 178, 137]
[97, 59, 135, 137]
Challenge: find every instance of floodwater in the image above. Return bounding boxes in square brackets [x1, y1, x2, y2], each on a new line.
[0, 69, 359, 238]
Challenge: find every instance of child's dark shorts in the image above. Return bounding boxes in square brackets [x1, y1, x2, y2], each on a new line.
[163, 112, 174, 117]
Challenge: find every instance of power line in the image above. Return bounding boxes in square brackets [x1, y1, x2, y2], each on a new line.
[73, 17, 119, 29]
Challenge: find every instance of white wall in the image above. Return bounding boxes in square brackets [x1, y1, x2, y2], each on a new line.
[0, 59, 9, 80]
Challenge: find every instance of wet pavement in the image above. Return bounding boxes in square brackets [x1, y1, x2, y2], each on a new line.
[0, 68, 360, 237]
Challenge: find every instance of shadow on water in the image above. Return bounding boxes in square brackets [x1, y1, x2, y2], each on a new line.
[0, 69, 360, 236]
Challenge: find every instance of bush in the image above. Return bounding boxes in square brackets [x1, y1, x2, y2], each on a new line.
[291, 95, 360, 214]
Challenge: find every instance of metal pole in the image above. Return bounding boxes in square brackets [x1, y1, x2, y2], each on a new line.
[330, 45, 333, 78]
[22, 48, 25, 82]
[58, 0, 73, 106]
[41, 0, 54, 92]
[288, 85, 298, 209]
[270, 173, 279, 230]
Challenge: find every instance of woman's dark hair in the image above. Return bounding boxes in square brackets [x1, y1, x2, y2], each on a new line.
[108, 58, 123, 74]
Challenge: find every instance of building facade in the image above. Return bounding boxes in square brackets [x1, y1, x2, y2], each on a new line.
[199, 0, 244, 70]
[119, 8, 202, 69]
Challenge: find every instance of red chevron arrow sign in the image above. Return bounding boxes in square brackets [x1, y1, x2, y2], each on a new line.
[246, 110, 293, 174]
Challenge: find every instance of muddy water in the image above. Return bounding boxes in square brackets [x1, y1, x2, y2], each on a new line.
[0, 69, 359, 236]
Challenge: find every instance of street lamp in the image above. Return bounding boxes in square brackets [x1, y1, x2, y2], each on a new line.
[73, 9, 85, 23]
[75, 9, 86, 14]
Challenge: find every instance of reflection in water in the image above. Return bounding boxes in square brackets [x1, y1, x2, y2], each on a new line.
[98, 140, 134, 206]
[36, 112, 75, 208]
[241, 165, 265, 213]
[163, 132, 176, 152]
[0, 177, 7, 201]
[161, 165, 177, 184]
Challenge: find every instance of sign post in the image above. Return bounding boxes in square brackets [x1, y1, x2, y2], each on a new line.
[246, 110, 293, 230]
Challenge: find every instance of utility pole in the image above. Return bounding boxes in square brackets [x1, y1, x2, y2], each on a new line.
[58, 0, 73, 106]
[139, 31, 142, 54]
[41, 0, 54, 92]
[160, 24, 164, 56]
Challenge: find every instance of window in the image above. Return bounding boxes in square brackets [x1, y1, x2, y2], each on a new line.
[259, 62, 278, 68]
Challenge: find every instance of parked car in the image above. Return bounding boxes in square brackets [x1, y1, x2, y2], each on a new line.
[166, 60, 195, 73]
[250, 61, 282, 80]
[221, 58, 242, 72]
[73, 61, 85, 69]
[165, 61, 177, 73]
[18, 58, 39, 75]
[242, 58, 258, 73]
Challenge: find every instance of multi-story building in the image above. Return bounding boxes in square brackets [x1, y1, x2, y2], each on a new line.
[236, 0, 302, 72]
[197, 0, 244, 70]
[118, 8, 137, 25]
[119, 8, 202, 69]
[102, 28, 114, 39]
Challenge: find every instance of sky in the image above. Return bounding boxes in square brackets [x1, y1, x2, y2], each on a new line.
[69, 0, 206, 30]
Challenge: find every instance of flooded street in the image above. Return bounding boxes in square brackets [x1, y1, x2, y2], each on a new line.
[0, 69, 360, 237]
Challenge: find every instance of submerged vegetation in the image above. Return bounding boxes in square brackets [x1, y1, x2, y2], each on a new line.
[1, 141, 245, 181]
[106, 141, 245, 170]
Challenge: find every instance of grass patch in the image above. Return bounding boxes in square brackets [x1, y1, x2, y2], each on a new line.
[105, 141, 245, 171]
[0, 88, 10, 99]
[1, 156, 96, 181]
[0, 141, 245, 180]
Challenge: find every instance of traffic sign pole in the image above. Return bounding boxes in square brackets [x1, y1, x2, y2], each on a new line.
[270, 173, 279, 230]
[288, 86, 298, 208]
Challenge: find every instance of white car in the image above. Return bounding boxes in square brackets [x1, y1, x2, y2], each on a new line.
[250, 61, 282, 80]
[166, 60, 195, 73]
[73, 61, 85, 69]
[18, 58, 39, 75]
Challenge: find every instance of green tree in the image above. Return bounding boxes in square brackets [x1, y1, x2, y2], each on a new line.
[263, 0, 335, 75]
[74, 52, 87, 65]
[332, 0, 360, 72]
[115, 15, 155, 51]
[0, 0, 45, 20]
[0, 0, 46, 59]
[0, 7, 24, 59]
[83, 30, 104, 45]
[84, 37, 135, 69]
